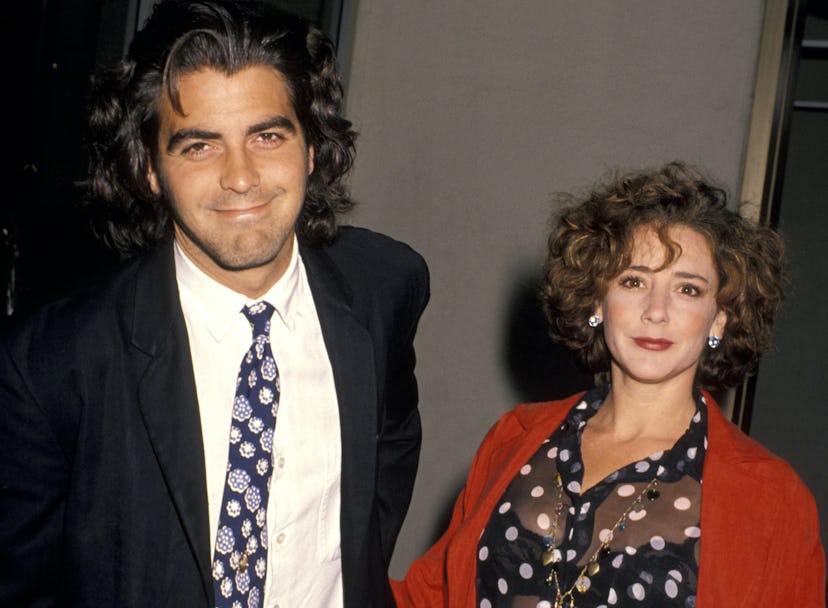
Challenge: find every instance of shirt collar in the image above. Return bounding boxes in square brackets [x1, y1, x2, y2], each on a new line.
[173, 235, 303, 341]
[559, 384, 708, 482]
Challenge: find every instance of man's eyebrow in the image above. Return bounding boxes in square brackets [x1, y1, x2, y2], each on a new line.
[165, 115, 298, 152]
[247, 115, 297, 136]
[166, 128, 220, 152]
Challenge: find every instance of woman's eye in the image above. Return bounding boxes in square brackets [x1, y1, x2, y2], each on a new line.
[620, 276, 642, 288]
[679, 284, 701, 296]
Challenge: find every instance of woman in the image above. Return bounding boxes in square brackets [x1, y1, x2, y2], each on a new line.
[393, 162, 824, 607]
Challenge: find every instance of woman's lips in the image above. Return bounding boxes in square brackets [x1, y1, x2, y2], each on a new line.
[633, 337, 673, 351]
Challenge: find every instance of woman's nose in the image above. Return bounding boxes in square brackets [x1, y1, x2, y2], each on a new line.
[641, 289, 669, 324]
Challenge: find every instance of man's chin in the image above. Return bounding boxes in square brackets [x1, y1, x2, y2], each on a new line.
[210, 250, 282, 272]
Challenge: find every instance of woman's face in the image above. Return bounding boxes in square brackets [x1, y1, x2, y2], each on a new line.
[595, 225, 727, 389]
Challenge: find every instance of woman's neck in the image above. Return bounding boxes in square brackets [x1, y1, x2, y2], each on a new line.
[578, 375, 698, 491]
[592, 378, 697, 441]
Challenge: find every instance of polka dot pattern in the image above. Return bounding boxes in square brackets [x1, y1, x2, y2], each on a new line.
[476, 386, 706, 607]
[674, 497, 691, 511]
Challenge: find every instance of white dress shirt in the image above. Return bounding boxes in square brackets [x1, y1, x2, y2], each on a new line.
[174, 237, 343, 608]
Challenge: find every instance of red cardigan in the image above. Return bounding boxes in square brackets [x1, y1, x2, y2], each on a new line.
[393, 392, 825, 607]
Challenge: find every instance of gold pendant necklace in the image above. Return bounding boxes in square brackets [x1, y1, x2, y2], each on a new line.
[541, 473, 660, 608]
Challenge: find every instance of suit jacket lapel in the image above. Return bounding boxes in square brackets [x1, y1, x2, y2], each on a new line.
[301, 243, 378, 592]
[130, 242, 213, 604]
[124, 239, 379, 605]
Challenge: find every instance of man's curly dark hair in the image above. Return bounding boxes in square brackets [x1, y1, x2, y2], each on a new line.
[80, 0, 357, 256]
[541, 161, 786, 390]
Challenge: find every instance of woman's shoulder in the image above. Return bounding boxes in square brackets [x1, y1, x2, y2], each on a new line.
[705, 394, 814, 493]
[508, 391, 589, 431]
[467, 392, 589, 463]
[706, 395, 785, 463]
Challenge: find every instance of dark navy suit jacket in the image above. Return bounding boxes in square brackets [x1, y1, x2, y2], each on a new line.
[0, 226, 429, 607]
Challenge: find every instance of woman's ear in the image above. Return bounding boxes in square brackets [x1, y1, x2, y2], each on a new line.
[712, 308, 727, 339]
[587, 302, 604, 328]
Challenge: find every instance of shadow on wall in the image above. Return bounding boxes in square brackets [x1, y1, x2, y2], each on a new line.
[503, 270, 595, 403]
[421, 270, 595, 548]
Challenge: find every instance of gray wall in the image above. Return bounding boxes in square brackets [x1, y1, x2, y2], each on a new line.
[751, 108, 828, 572]
[341, 1, 769, 576]
[749, 17, 828, 563]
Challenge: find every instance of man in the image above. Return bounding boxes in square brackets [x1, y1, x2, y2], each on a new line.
[0, 1, 429, 607]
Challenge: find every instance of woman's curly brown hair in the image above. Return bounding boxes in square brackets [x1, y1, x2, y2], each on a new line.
[541, 161, 786, 390]
[80, 0, 356, 256]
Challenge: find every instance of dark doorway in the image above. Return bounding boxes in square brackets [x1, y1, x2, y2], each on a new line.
[1, 0, 349, 329]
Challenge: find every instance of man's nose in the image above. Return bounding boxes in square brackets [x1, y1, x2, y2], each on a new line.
[220, 148, 260, 193]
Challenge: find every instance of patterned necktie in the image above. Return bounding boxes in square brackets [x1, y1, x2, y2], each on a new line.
[212, 301, 280, 608]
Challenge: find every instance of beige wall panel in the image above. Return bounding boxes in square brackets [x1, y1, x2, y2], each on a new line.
[342, 0, 765, 575]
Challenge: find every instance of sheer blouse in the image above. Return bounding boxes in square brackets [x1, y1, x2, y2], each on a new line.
[476, 386, 708, 607]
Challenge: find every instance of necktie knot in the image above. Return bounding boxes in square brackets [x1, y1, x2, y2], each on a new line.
[243, 301, 275, 339]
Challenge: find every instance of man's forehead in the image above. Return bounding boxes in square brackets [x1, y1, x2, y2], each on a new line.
[161, 64, 297, 118]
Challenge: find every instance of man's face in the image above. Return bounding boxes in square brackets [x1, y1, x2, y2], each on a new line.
[148, 65, 314, 296]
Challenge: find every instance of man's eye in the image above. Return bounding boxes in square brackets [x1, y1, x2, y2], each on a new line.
[182, 142, 210, 156]
[258, 132, 285, 144]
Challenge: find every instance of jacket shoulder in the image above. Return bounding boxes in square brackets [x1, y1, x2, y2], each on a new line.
[705, 396, 816, 500]
[316, 226, 430, 319]
[327, 226, 428, 278]
[470, 393, 587, 465]
[707, 397, 792, 468]
[3, 257, 141, 347]
[512, 392, 587, 430]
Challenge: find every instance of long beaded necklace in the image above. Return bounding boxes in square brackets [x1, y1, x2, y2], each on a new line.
[541, 472, 661, 608]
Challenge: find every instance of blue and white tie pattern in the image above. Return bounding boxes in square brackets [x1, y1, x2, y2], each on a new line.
[212, 301, 280, 608]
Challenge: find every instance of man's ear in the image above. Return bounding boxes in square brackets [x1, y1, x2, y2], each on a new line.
[147, 164, 161, 196]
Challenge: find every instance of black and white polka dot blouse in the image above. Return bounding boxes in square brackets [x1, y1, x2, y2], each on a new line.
[476, 385, 708, 607]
